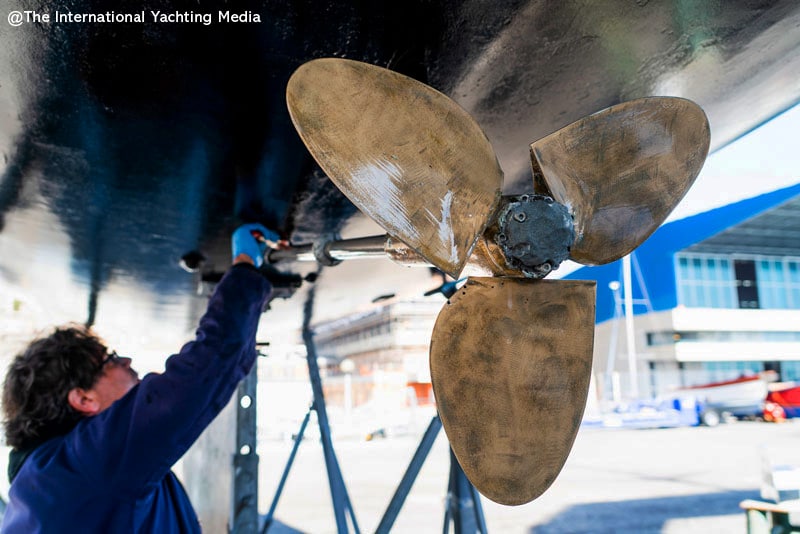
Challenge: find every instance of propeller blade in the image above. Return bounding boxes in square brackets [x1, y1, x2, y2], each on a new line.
[287, 58, 504, 278]
[430, 277, 596, 505]
[530, 97, 710, 265]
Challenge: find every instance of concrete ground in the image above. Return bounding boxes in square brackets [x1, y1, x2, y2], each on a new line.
[257, 419, 800, 533]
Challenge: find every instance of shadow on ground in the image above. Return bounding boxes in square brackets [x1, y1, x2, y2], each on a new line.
[529, 489, 758, 534]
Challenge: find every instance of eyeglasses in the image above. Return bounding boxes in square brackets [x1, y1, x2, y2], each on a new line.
[100, 351, 123, 368]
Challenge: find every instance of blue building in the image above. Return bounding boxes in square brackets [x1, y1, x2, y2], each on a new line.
[565, 183, 800, 400]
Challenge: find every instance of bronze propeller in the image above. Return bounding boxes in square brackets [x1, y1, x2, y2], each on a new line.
[286, 58, 710, 505]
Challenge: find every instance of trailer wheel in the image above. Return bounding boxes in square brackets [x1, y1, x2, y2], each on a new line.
[701, 409, 721, 427]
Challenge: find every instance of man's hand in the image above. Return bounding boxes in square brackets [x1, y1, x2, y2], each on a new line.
[231, 223, 280, 268]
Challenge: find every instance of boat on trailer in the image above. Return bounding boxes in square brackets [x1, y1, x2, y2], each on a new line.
[677, 374, 770, 426]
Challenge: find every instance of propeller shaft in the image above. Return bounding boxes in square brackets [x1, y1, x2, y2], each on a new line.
[268, 195, 575, 278]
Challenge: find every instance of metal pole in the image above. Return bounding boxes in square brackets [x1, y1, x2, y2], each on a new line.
[231, 364, 259, 533]
[304, 333, 352, 533]
[623, 255, 639, 398]
[302, 287, 360, 533]
[469, 483, 487, 534]
[261, 409, 313, 532]
[267, 235, 389, 263]
[375, 416, 443, 534]
[606, 281, 622, 404]
[445, 448, 484, 534]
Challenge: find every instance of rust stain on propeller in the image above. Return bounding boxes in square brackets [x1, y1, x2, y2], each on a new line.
[287, 58, 503, 278]
[430, 278, 596, 505]
[531, 97, 710, 265]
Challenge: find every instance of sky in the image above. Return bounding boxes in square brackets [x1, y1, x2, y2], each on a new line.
[667, 103, 800, 222]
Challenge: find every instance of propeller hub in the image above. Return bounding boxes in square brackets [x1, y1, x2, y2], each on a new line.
[496, 195, 574, 278]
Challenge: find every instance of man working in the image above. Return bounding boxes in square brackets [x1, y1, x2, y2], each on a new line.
[1, 223, 277, 532]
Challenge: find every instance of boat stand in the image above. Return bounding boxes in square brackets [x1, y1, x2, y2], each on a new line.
[376, 415, 488, 534]
[256, 289, 484, 533]
[257, 392, 487, 533]
[260, 320, 360, 534]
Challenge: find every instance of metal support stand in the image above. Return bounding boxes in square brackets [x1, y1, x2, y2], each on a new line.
[242, 290, 482, 533]
[231, 362, 260, 533]
[443, 448, 487, 534]
[376, 416, 487, 534]
[260, 308, 360, 533]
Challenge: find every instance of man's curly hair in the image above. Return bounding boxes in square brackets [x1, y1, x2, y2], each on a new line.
[2, 326, 109, 450]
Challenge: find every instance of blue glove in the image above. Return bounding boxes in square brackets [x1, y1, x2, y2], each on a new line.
[231, 223, 279, 268]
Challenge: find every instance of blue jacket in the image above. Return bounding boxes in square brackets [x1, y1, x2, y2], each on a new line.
[1, 264, 272, 533]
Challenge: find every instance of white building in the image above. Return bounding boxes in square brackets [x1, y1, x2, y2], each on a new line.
[565, 183, 800, 400]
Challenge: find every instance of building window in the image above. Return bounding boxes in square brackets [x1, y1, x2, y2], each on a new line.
[677, 253, 800, 309]
[676, 254, 737, 308]
[781, 361, 800, 381]
[734, 259, 759, 308]
[756, 259, 787, 308]
[790, 261, 800, 308]
[646, 330, 800, 346]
